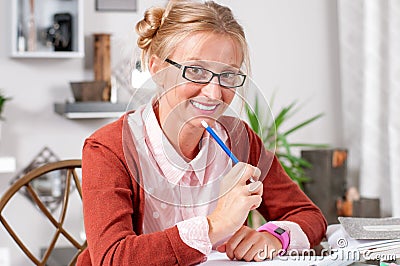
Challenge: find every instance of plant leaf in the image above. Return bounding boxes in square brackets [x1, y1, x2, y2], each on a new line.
[283, 113, 324, 136]
[276, 153, 313, 168]
[245, 103, 260, 135]
[273, 102, 296, 130]
[289, 143, 330, 148]
[247, 210, 253, 228]
[265, 91, 277, 127]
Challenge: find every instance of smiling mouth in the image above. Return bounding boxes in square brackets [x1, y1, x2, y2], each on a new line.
[190, 100, 219, 111]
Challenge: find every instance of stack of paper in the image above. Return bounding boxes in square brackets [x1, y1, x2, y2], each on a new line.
[327, 217, 400, 263]
[338, 217, 400, 239]
[355, 239, 400, 261]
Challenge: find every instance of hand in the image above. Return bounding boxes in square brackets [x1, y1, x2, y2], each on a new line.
[216, 225, 283, 262]
[207, 162, 263, 245]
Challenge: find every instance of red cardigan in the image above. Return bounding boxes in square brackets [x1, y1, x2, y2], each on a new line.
[77, 113, 327, 265]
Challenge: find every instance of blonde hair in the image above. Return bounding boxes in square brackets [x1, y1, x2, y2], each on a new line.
[135, 0, 250, 74]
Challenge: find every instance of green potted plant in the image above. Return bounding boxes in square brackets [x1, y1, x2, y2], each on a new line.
[0, 91, 11, 142]
[244, 92, 328, 227]
[0, 91, 11, 120]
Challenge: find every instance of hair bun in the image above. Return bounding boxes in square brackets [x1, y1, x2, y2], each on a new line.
[136, 7, 165, 50]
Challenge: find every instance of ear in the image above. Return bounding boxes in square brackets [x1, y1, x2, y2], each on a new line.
[149, 54, 167, 88]
[148, 54, 163, 76]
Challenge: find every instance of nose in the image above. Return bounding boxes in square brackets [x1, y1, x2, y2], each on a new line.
[201, 76, 222, 100]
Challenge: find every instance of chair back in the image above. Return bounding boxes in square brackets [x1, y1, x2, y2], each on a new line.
[0, 159, 86, 266]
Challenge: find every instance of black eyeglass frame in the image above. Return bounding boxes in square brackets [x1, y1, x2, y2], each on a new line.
[165, 58, 246, 89]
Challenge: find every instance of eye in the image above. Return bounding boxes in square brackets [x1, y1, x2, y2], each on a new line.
[187, 66, 205, 76]
[220, 72, 236, 80]
[184, 66, 211, 82]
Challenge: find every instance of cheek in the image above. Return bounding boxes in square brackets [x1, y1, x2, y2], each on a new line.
[222, 89, 236, 105]
[171, 83, 201, 99]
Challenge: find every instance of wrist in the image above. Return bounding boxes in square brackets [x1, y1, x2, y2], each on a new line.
[206, 214, 230, 245]
[257, 222, 290, 255]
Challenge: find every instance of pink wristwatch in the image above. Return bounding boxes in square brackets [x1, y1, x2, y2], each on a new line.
[257, 222, 290, 255]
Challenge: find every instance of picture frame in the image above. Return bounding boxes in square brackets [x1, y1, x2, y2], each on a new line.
[96, 0, 137, 12]
[10, 147, 67, 213]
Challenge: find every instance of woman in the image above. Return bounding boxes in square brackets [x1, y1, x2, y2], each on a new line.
[77, 0, 327, 265]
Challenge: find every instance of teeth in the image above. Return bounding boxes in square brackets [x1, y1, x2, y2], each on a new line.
[191, 100, 217, 111]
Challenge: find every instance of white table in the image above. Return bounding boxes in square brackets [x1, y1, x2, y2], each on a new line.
[203, 251, 356, 266]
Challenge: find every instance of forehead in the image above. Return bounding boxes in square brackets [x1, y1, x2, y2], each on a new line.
[170, 32, 243, 68]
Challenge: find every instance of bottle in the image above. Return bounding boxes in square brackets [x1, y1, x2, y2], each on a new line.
[17, 23, 26, 52]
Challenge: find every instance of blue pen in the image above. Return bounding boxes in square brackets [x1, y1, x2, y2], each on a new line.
[201, 120, 256, 184]
[201, 120, 239, 164]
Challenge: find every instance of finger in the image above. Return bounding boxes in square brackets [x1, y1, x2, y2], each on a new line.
[232, 240, 254, 261]
[225, 226, 248, 260]
[253, 245, 270, 262]
[216, 243, 226, 253]
[247, 181, 262, 194]
[248, 194, 262, 210]
[243, 245, 262, 262]
[240, 181, 262, 196]
[225, 236, 244, 260]
[250, 167, 261, 182]
[230, 228, 261, 261]
[238, 164, 261, 185]
[222, 162, 247, 188]
[229, 162, 247, 176]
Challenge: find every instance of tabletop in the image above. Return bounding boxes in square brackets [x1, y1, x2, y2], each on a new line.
[202, 251, 375, 266]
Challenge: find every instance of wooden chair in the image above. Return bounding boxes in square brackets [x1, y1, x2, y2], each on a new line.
[0, 159, 86, 266]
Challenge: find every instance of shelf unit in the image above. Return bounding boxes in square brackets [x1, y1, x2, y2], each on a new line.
[54, 102, 128, 119]
[11, 0, 84, 58]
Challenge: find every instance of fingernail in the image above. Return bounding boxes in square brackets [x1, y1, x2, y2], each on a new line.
[249, 181, 261, 192]
[254, 167, 261, 178]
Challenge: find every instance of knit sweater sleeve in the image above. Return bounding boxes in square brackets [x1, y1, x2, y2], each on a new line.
[244, 122, 328, 248]
[78, 119, 205, 265]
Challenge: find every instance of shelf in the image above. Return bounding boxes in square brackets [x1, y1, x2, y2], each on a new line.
[11, 51, 84, 59]
[11, 0, 84, 58]
[54, 102, 128, 119]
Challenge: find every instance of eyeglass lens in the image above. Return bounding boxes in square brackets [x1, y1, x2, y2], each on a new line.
[183, 66, 244, 88]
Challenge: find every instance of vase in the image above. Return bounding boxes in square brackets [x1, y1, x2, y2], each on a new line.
[93, 33, 111, 101]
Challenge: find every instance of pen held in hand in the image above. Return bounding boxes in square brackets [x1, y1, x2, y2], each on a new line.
[201, 120, 239, 164]
[201, 120, 256, 183]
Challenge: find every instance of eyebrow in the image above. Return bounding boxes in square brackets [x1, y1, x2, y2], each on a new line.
[185, 58, 241, 69]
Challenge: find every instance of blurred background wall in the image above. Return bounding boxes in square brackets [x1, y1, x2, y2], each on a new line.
[0, 0, 341, 264]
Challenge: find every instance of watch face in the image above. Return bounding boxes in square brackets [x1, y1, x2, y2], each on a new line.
[274, 227, 285, 235]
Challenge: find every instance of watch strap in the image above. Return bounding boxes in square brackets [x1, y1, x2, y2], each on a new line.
[257, 222, 290, 255]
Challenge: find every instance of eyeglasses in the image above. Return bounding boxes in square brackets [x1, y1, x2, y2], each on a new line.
[165, 58, 246, 89]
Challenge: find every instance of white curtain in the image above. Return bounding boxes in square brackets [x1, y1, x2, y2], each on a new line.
[337, 0, 400, 217]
